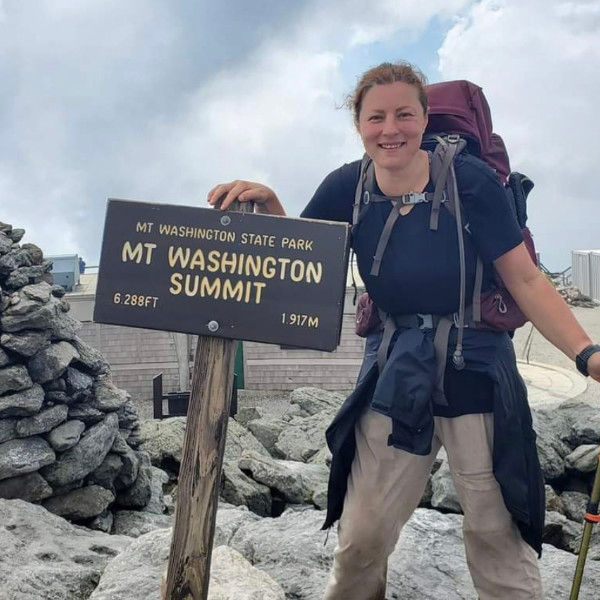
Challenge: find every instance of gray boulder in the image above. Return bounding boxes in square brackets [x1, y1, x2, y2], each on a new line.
[274, 411, 335, 462]
[288, 387, 344, 417]
[116, 451, 153, 509]
[565, 444, 600, 473]
[43, 484, 115, 520]
[221, 459, 272, 517]
[144, 466, 170, 515]
[112, 509, 173, 538]
[545, 485, 565, 514]
[15, 403, 68, 437]
[0, 383, 44, 417]
[71, 336, 111, 374]
[532, 409, 571, 480]
[91, 376, 129, 412]
[41, 411, 119, 486]
[0, 365, 33, 395]
[246, 417, 285, 454]
[21, 282, 52, 303]
[239, 451, 329, 505]
[1, 330, 50, 357]
[0, 436, 55, 480]
[0, 472, 53, 501]
[431, 458, 462, 513]
[47, 418, 86, 451]
[0, 498, 130, 600]
[88, 531, 285, 600]
[27, 340, 79, 383]
[87, 453, 124, 494]
[561, 490, 589, 522]
[0, 417, 18, 443]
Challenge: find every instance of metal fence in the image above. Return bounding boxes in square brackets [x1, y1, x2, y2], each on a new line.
[572, 250, 600, 301]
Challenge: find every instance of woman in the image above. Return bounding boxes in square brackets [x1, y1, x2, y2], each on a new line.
[208, 62, 600, 600]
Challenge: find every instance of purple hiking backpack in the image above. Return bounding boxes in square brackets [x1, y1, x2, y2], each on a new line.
[355, 80, 538, 351]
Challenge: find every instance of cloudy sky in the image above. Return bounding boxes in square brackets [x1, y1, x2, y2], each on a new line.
[0, 0, 598, 270]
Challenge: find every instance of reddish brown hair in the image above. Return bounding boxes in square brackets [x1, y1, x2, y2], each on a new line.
[348, 61, 428, 124]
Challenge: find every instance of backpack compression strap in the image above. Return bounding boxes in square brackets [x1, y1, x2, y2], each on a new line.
[352, 154, 371, 232]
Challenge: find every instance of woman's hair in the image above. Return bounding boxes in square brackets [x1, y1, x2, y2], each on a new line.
[348, 61, 428, 124]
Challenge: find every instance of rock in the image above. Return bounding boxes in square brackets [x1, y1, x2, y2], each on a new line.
[0, 498, 130, 599]
[246, 417, 285, 453]
[221, 459, 272, 517]
[49, 310, 82, 340]
[41, 411, 119, 486]
[71, 336, 111, 374]
[144, 466, 169, 515]
[114, 443, 140, 489]
[308, 445, 332, 466]
[43, 484, 115, 520]
[0, 232, 12, 254]
[312, 486, 327, 510]
[20, 243, 44, 265]
[27, 340, 79, 383]
[224, 417, 271, 462]
[89, 509, 114, 533]
[559, 402, 600, 447]
[0, 472, 53, 501]
[0, 365, 33, 395]
[0, 330, 50, 357]
[116, 400, 138, 429]
[137, 417, 187, 469]
[234, 406, 263, 426]
[21, 282, 52, 303]
[545, 485, 565, 514]
[0, 383, 44, 417]
[111, 431, 131, 455]
[0, 347, 11, 367]
[431, 459, 462, 513]
[91, 376, 129, 412]
[47, 418, 86, 451]
[65, 365, 94, 398]
[0, 296, 61, 332]
[239, 451, 329, 505]
[288, 386, 344, 416]
[0, 436, 55, 480]
[274, 411, 335, 462]
[89, 531, 286, 600]
[116, 451, 152, 509]
[0, 417, 18, 443]
[68, 403, 106, 424]
[9, 229, 25, 243]
[543, 510, 582, 553]
[112, 509, 173, 537]
[87, 453, 124, 493]
[531, 409, 571, 480]
[560, 491, 589, 522]
[15, 403, 68, 437]
[565, 444, 600, 473]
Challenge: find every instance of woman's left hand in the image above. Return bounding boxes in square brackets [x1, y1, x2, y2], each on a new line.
[587, 351, 600, 383]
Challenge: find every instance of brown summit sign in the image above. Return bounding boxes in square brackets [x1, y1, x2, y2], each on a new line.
[94, 199, 350, 351]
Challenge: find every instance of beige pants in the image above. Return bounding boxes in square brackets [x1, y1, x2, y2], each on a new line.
[323, 410, 543, 600]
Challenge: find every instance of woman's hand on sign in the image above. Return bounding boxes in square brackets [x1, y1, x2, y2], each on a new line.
[207, 180, 286, 215]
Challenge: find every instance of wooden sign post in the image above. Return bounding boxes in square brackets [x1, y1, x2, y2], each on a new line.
[94, 197, 349, 599]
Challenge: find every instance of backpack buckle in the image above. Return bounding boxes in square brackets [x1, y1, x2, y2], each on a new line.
[446, 134, 461, 144]
[363, 190, 370, 205]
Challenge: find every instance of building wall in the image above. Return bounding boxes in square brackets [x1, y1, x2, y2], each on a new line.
[71, 287, 366, 399]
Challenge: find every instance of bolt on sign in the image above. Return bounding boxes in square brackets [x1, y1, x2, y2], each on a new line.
[94, 199, 350, 351]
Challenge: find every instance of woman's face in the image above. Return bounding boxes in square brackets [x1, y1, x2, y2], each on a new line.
[357, 82, 427, 172]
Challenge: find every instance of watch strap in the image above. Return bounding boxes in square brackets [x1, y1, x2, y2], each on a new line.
[575, 344, 600, 377]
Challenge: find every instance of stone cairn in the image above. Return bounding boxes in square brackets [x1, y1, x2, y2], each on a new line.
[555, 284, 599, 308]
[0, 221, 150, 531]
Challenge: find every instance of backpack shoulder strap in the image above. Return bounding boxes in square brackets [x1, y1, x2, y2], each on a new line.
[352, 154, 372, 230]
[429, 135, 467, 229]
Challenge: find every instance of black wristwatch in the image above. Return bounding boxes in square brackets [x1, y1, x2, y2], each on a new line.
[575, 344, 600, 377]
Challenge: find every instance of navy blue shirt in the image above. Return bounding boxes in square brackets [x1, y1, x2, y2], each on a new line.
[301, 153, 523, 417]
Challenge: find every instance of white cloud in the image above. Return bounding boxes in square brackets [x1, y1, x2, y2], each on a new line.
[0, 0, 473, 264]
[438, 0, 600, 268]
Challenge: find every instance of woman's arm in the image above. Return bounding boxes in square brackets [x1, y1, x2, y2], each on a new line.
[207, 180, 286, 216]
[494, 243, 600, 382]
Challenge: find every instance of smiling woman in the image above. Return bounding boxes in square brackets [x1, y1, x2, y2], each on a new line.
[207, 60, 600, 600]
